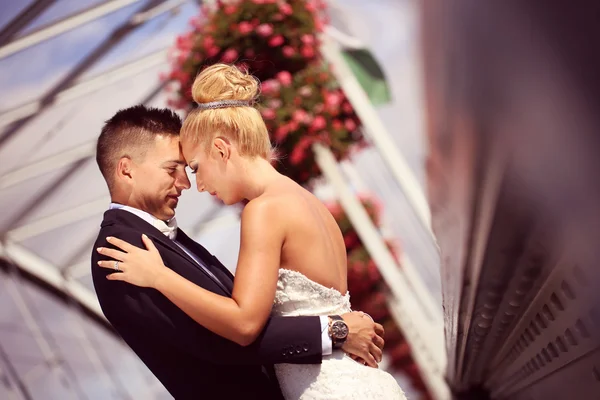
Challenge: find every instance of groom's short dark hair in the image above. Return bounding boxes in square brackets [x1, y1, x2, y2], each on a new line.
[96, 105, 182, 191]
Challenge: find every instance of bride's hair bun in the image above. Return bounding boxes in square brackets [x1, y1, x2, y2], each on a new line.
[192, 63, 259, 105]
[181, 63, 273, 160]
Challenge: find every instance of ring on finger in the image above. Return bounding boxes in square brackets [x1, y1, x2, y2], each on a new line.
[362, 312, 374, 322]
[114, 261, 120, 271]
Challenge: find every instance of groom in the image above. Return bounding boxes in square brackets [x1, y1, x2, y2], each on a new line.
[91, 105, 385, 400]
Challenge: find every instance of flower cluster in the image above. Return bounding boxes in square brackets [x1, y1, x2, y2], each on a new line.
[164, 0, 364, 186]
[325, 193, 429, 395]
[166, 0, 328, 111]
[260, 64, 365, 185]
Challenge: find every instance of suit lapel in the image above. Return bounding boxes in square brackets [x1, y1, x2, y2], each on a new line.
[147, 230, 233, 296]
[176, 229, 235, 294]
[103, 210, 231, 296]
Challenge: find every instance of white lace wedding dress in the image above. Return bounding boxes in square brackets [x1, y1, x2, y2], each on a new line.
[273, 269, 407, 400]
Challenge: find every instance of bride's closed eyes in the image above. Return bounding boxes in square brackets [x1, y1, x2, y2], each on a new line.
[187, 162, 198, 174]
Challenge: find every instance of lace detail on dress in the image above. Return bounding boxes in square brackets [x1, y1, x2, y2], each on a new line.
[273, 269, 351, 317]
[272, 269, 406, 400]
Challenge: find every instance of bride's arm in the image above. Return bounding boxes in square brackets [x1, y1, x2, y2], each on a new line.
[152, 198, 283, 346]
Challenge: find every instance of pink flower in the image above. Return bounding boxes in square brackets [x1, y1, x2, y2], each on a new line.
[261, 79, 280, 94]
[324, 91, 342, 108]
[177, 53, 190, 66]
[189, 16, 202, 29]
[282, 46, 295, 57]
[292, 109, 309, 123]
[315, 18, 324, 32]
[301, 45, 315, 58]
[342, 102, 353, 113]
[261, 108, 276, 120]
[279, 3, 293, 15]
[290, 137, 314, 165]
[276, 71, 293, 86]
[256, 23, 274, 37]
[202, 36, 215, 49]
[311, 115, 327, 131]
[224, 5, 237, 15]
[207, 46, 220, 57]
[332, 119, 343, 130]
[268, 99, 282, 108]
[301, 34, 315, 45]
[269, 35, 285, 47]
[275, 125, 289, 141]
[238, 21, 253, 34]
[299, 86, 312, 97]
[176, 33, 193, 52]
[244, 48, 255, 57]
[344, 119, 357, 131]
[272, 13, 284, 21]
[222, 48, 238, 62]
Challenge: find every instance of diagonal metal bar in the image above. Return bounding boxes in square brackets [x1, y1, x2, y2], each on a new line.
[0, 340, 31, 400]
[0, 0, 167, 149]
[2, 158, 89, 233]
[0, 0, 58, 46]
[6, 270, 86, 399]
[0, 242, 103, 318]
[0, 0, 143, 60]
[0, 48, 168, 131]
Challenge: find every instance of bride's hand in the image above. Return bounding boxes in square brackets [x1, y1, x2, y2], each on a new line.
[97, 234, 167, 288]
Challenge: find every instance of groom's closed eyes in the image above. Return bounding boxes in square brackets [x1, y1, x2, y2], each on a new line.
[162, 160, 187, 174]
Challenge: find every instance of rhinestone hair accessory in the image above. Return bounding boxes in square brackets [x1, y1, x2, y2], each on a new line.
[196, 99, 254, 110]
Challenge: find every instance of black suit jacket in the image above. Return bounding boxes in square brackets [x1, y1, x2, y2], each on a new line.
[91, 209, 322, 400]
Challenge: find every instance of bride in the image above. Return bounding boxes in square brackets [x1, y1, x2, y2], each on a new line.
[97, 64, 405, 399]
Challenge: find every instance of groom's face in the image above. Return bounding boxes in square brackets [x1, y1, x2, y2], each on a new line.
[128, 134, 191, 221]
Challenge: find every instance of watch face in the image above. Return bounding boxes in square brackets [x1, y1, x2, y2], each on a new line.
[332, 320, 349, 340]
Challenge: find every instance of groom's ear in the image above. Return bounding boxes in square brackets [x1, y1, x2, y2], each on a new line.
[115, 156, 133, 182]
[213, 137, 231, 161]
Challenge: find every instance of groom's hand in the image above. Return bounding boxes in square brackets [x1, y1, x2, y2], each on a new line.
[340, 312, 385, 368]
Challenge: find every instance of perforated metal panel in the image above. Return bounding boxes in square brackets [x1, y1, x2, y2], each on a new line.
[420, 0, 600, 398]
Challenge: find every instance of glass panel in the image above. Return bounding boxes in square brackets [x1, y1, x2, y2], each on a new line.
[0, 2, 140, 112]
[18, 0, 113, 36]
[0, 0, 36, 32]
[0, 266, 170, 398]
[0, 164, 80, 232]
[348, 148, 442, 304]
[81, 2, 199, 79]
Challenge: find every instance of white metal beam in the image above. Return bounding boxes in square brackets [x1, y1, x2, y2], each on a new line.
[0, 48, 168, 129]
[313, 143, 449, 399]
[320, 34, 433, 234]
[340, 160, 442, 322]
[0, 0, 190, 60]
[6, 197, 109, 242]
[0, 0, 142, 60]
[0, 141, 96, 190]
[0, 241, 103, 319]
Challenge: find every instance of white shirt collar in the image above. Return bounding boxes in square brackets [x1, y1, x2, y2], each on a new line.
[109, 203, 178, 240]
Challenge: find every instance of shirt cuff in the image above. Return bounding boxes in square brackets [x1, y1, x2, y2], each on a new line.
[319, 316, 332, 355]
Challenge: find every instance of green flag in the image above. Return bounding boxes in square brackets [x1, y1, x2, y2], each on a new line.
[341, 48, 392, 106]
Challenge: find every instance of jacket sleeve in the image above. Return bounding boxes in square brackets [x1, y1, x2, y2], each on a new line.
[92, 227, 323, 365]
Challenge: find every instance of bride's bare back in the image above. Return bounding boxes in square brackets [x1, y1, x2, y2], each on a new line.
[256, 175, 348, 294]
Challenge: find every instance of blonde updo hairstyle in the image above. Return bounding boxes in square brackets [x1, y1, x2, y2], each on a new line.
[181, 63, 273, 160]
